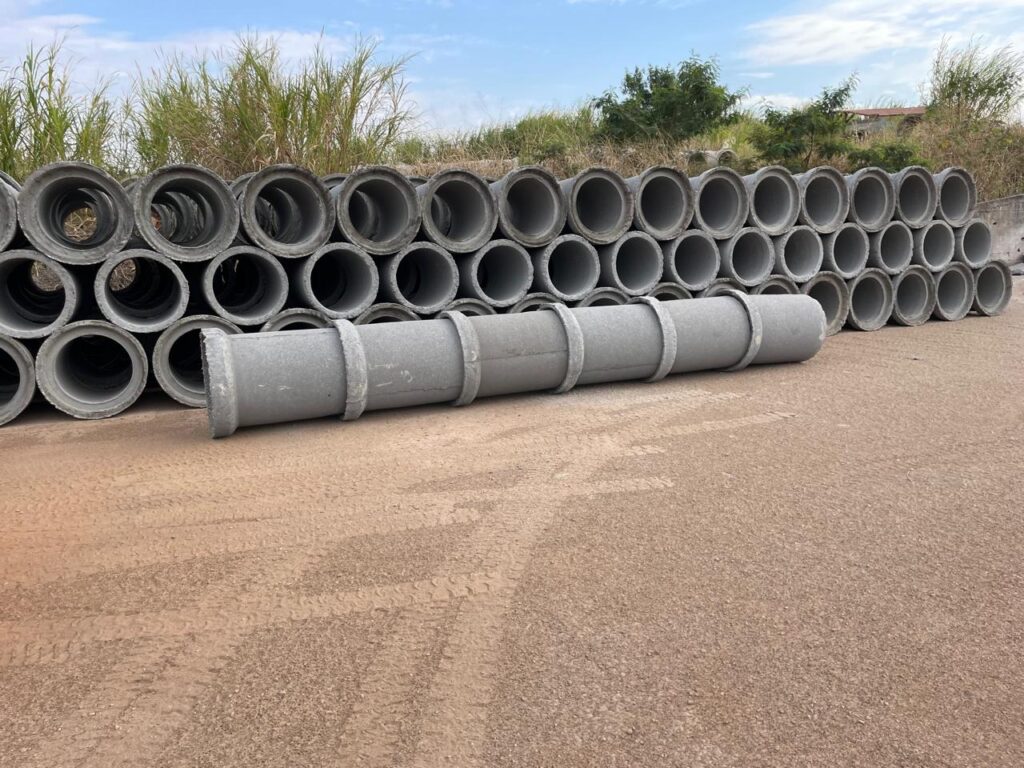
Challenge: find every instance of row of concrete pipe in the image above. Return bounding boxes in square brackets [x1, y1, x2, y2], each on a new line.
[0, 161, 1013, 426]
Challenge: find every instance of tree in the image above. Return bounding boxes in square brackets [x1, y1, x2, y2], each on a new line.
[593, 56, 745, 142]
[927, 38, 1024, 124]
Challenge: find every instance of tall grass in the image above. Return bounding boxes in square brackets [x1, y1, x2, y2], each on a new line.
[927, 38, 1024, 123]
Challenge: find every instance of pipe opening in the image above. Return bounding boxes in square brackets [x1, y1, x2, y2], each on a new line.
[899, 174, 931, 223]
[475, 244, 532, 303]
[167, 328, 206, 392]
[612, 236, 662, 292]
[37, 182, 119, 251]
[877, 224, 912, 270]
[830, 226, 868, 275]
[779, 229, 821, 279]
[940, 175, 971, 223]
[699, 176, 741, 232]
[429, 178, 488, 243]
[961, 222, 991, 267]
[506, 176, 558, 237]
[920, 224, 955, 269]
[348, 178, 413, 244]
[853, 176, 888, 226]
[753, 175, 795, 230]
[252, 177, 325, 245]
[55, 334, 133, 404]
[759, 281, 793, 295]
[896, 271, 929, 318]
[586, 294, 626, 307]
[104, 257, 181, 324]
[309, 248, 376, 315]
[576, 176, 624, 234]
[395, 247, 455, 308]
[808, 280, 842, 326]
[0, 346, 21, 406]
[0, 257, 68, 333]
[209, 254, 285, 322]
[851, 276, 888, 326]
[145, 180, 227, 248]
[937, 269, 970, 315]
[805, 175, 842, 228]
[976, 265, 1009, 313]
[671, 235, 718, 288]
[730, 231, 772, 283]
[547, 239, 599, 296]
[650, 284, 691, 301]
[356, 304, 419, 324]
[639, 175, 685, 231]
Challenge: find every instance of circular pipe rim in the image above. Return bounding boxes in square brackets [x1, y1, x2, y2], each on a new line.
[697, 278, 747, 298]
[571, 287, 630, 307]
[154, 314, 242, 407]
[932, 262, 976, 321]
[417, 168, 498, 253]
[510, 291, 561, 312]
[334, 165, 421, 255]
[260, 308, 332, 332]
[772, 225, 823, 283]
[744, 165, 800, 235]
[458, 239, 533, 308]
[0, 249, 79, 338]
[661, 229, 720, 291]
[435, 298, 497, 317]
[380, 241, 459, 315]
[531, 234, 600, 302]
[752, 275, 799, 295]
[891, 165, 938, 228]
[720, 227, 775, 287]
[796, 166, 850, 234]
[822, 223, 870, 279]
[955, 219, 992, 269]
[912, 220, 956, 273]
[691, 166, 750, 238]
[598, 231, 664, 296]
[491, 166, 567, 248]
[354, 302, 420, 324]
[846, 167, 896, 232]
[934, 167, 977, 227]
[237, 164, 333, 258]
[972, 261, 1012, 317]
[201, 245, 289, 326]
[297, 242, 379, 319]
[626, 165, 694, 240]
[0, 335, 35, 426]
[800, 271, 850, 336]
[846, 267, 895, 331]
[868, 221, 914, 275]
[560, 166, 634, 245]
[891, 265, 937, 326]
[94, 249, 189, 333]
[646, 282, 693, 301]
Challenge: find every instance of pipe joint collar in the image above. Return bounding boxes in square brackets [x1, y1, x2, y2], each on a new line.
[332, 319, 368, 421]
[629, 296, 677, 382]
[440, 309, 482, 407]
[540, 302, 585, 394]
[721, 289, 763, 371]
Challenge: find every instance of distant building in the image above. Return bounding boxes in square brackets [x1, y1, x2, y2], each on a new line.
[842, 107, 926, 137]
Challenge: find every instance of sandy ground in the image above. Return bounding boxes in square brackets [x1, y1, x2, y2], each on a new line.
[2, 285, 1023, 768]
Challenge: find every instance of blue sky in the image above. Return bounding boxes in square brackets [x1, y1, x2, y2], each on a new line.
[3, 0, 1024, 131]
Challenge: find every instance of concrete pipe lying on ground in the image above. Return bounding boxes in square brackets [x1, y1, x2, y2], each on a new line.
[457, 239, 533, 308]
[0, 250, 80, 339]
[890, 265, 937, 327]
[291, 243, 378, 320]
[131, 164, 239, 262]
[490, 166, 566, 248]
[334, 166, 421, 255]
[932, 263, 975, 322]
[355, 303, 420, 324]
[890, 166, 938, 228]
[867, 221, 913, 275]
[801, 271, 850, 336]
[559, 167, 634, 245]
[795, 166, 849, 234]
[18, 161, 133, 264]
[153, 314, 242, 407]
[436, 298, 496, 317]
[531, 235, 600, 302]
[379, 242, 459, 315]
[95, 250, 189, 334]
[744, 166, 799, 236]
[972, 261, 1012, 317]
[846, 268, 894, 331]
[36, 319, 148, 418]
[845, 167, 896, 233]
[753, 276, 799, 295]
[202, 246, 289, 327]
[0, 179, 18, 251]
[912, 220, 955, 272]
[417, 169, 498, 253]
[661, 230, 720, 292]
[821, 223, 869, 279]
[954, 219, 992, 269]
[698, 278, 746, 298]
[646, 282, 692, 301]
[573, 287, 629, 307]
[201, 293, 826, 438]
[691, 167, 749, 239]
[260, 308, 331, 332]
[772, 226, 823, 283]
[597, 231, 664, 296]
[0, 335, 34, 426]
[235, 164, 333, 258]
[626, 166, 693, 240]
[719, 227, 775, 287]
[933, 167, 977, 227]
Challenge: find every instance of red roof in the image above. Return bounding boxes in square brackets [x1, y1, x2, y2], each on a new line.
[842, 107, 926, 118]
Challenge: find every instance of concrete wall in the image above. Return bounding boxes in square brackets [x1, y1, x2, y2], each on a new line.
[976, 194, 1024, 265]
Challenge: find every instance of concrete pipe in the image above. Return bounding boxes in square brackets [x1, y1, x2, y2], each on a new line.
[661, 230, 720, 292]
[626, 166, 693, 240]
[744, 166, 799, 236]
[753, 276, 799, 295]
[772, 226, 823, 283]
[18, 161, 133, 265]
[954, 219, 992, 269]
[236, 164, 333, 258]
[801, 271, 850, 336]
[821, 223, 869, 279]
[719, 227, 775, 287]
[573, 287, 630, 307]
[260, 308, 332, 332]
[379, 242, 459, 315]
[0, 170, 20, 191]
[845, 167, 896, 233]
[154, 314, 242, 407]
[932, 263, 975, 322]
[36, 319, 148, 418]
[795, 166, 849, 234]
[933, 167, 977, 227]
[846, 268, 894, 331]
[0, 179, 18, 251]
[334, 166, 421, 255]
[457, 239, 533, 308]
[890, 265, 937, 327]
[355, 303, 420, 324]
[890, 166, 938, 229]
[95, 250, 189, 334]
[530, 234, 600, 302]
[0, 250, 79, 339]
[972, 261, 1012, 317]
[321, 173, 348, 191]
[511, 292, 561, 312]
[912, 220, 955, 273]
[559, 167, 634, 245]
[867, 221, 913, 275]
[598, 231, 664, 297]
[646, 283, 692, 301]
[691, 167, 749, 239]
[698, 278, 746, 298]
[0, 335, 35, 426]
[201, 293, 826, 438]
[131, 164, 239, 261]
[202, 246, 289, 327]
[417, 169, 498, 253]
[490, 166, 566, 248]
[436, 298, 496, 317]
[292, 243, 378, 320]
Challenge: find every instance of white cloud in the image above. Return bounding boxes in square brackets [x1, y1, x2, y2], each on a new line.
[740, 93, 808, 114]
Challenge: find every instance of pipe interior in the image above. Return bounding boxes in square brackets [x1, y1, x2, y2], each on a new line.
[587, 294, 625, 307]
[395, 248, 454, 307]
[976, 266, 1008, 311]
[851, 276, 888, 324]
[652, 286, 688, 300]
[899, 174, 931, 222]
[781, 229, 821, 277]
[576, 176, 624, 233]
[921, 224, 954, 268]
[853, 176, 888, 226]
[106, 258, 181, 321]
[547, 240, 599, 295]
[879, 225, 912, 269]
[210, 255, 285, 320]
[808, 280, 842, 325]
[613, 237, 662, 291]
[673, 235, 719, 286]
[831, 227, 867, 274]
[0, 258, 67, 332]
[941, 175, 971, 222]
[476, 244, 531, 303]
[699, 176, 741, 232]
[896, 272, 929, 318]
[0, 346, 20, 405]
[148, 179, 226, 247]
[429, 178, 488, 242]
[506, 176, 558, 237]
[937, 269, 969, 314]
[759, 282, 792, 295]
[804, 175, 842, 227]
[639, 175, 685, 231]
[310, 249, 375, 313]
[54, 334, 134, 404]
[38, 178, 119, 249]
[962, 222, 991, 267]
[364, 311, 409, 323]
[167, 329, 206, 392]
[753, 174, 794, 229]
[730, 232, 772, 283]
[252, 177, 324, 244]
[348, 178, 412, 243]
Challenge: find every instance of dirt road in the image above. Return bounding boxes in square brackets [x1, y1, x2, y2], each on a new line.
[2, 286, 1023, 767]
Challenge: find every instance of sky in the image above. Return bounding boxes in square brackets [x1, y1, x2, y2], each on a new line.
[3, 0, 1024, 132]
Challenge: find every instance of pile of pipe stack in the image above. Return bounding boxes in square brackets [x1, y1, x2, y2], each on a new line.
[0, 159, 1013, 425]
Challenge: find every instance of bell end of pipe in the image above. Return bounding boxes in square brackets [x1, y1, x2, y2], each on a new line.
[201, 328, 239, 439]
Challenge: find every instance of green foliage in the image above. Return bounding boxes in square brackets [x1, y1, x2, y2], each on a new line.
[847, 140, 921, 172]
[593, 57, 745, 142]
[927, 38, 1024, 123]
